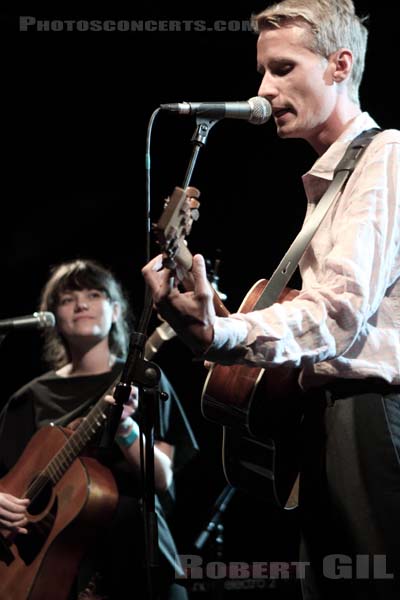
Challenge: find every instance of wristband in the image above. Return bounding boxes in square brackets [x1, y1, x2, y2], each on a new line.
[115, 417, 140, 448]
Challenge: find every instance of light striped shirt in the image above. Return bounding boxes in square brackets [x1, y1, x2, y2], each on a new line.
[207, 113, 400, 389]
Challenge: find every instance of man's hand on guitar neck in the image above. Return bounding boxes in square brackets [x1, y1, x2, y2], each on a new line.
[142, 253, 215, 356]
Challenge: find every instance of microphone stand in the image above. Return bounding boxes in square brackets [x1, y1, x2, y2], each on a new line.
[194, 484, 236, 552]
[106, 286, 163, 599]
[105, 116, 220, 599]
[194, 484, 236, 599]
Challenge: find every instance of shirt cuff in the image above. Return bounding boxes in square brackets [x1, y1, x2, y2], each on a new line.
[203, 315, 249, 363]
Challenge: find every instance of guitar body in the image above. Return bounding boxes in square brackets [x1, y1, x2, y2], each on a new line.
[201, 279, 303, 509]
[0, 425, 118, 600]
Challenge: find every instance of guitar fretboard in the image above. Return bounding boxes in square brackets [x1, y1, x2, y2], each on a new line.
[24, 321, 175, 502]
[26, 397, 110, 500]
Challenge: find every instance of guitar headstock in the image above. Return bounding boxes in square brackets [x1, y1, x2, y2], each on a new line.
[153, 186, 200, 272]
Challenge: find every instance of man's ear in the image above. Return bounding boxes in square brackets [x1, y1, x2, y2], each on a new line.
[331, 48, 353, 83]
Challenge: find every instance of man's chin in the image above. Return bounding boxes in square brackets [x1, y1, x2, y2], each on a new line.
[276, 126, 296, 139]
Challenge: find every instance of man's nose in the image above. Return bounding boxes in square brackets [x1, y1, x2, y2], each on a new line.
[258, 72, 279, 102]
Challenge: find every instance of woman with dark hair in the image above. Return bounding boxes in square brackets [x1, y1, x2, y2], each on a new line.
[0, 259, 197, 600]
[39, 259, 132, 372]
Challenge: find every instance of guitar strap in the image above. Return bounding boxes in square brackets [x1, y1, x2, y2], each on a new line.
[253, 127, 381, 310]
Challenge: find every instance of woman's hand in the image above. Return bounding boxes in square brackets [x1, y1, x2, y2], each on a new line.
[0, 491, 30, 534]
[104, 385, 138, 425]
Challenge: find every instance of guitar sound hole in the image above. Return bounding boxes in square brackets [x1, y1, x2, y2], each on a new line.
[27, 478, 53, 516]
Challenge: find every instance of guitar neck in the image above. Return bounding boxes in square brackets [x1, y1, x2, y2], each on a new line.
[26, 323, 176, 499]
[175, 246, 230, 318]
[145, 321, 176, 361]
[154, 184, 228, 317]
[212, 287, 230, 317]
[30, 396, 112, 495]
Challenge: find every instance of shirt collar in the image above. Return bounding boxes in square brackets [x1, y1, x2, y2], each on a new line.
[303, 112, 380, 183]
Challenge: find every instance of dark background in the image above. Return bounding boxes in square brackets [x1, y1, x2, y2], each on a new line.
[0, 2, 397, 597]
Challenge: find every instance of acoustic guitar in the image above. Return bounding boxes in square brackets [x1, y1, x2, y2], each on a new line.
[0, 399, 118, 599]
[0, 319, 176, 599]
[201, 281, 302, 510]
[154, 188, 301, 510]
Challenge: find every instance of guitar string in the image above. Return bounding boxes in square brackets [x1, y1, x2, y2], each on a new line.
[25, 397, 111, 501]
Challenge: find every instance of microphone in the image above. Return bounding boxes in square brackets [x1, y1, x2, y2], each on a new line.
[0, 311, 56, 334]
[160, 96, 272, 125]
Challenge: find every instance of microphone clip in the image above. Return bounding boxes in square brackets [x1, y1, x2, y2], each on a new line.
[191, 117, 219, 146]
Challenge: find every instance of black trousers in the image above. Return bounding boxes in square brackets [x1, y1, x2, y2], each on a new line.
[299, 378, 400, 600]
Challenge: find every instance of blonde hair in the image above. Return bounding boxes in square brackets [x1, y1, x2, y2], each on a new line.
[252, 0, 368, 104]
